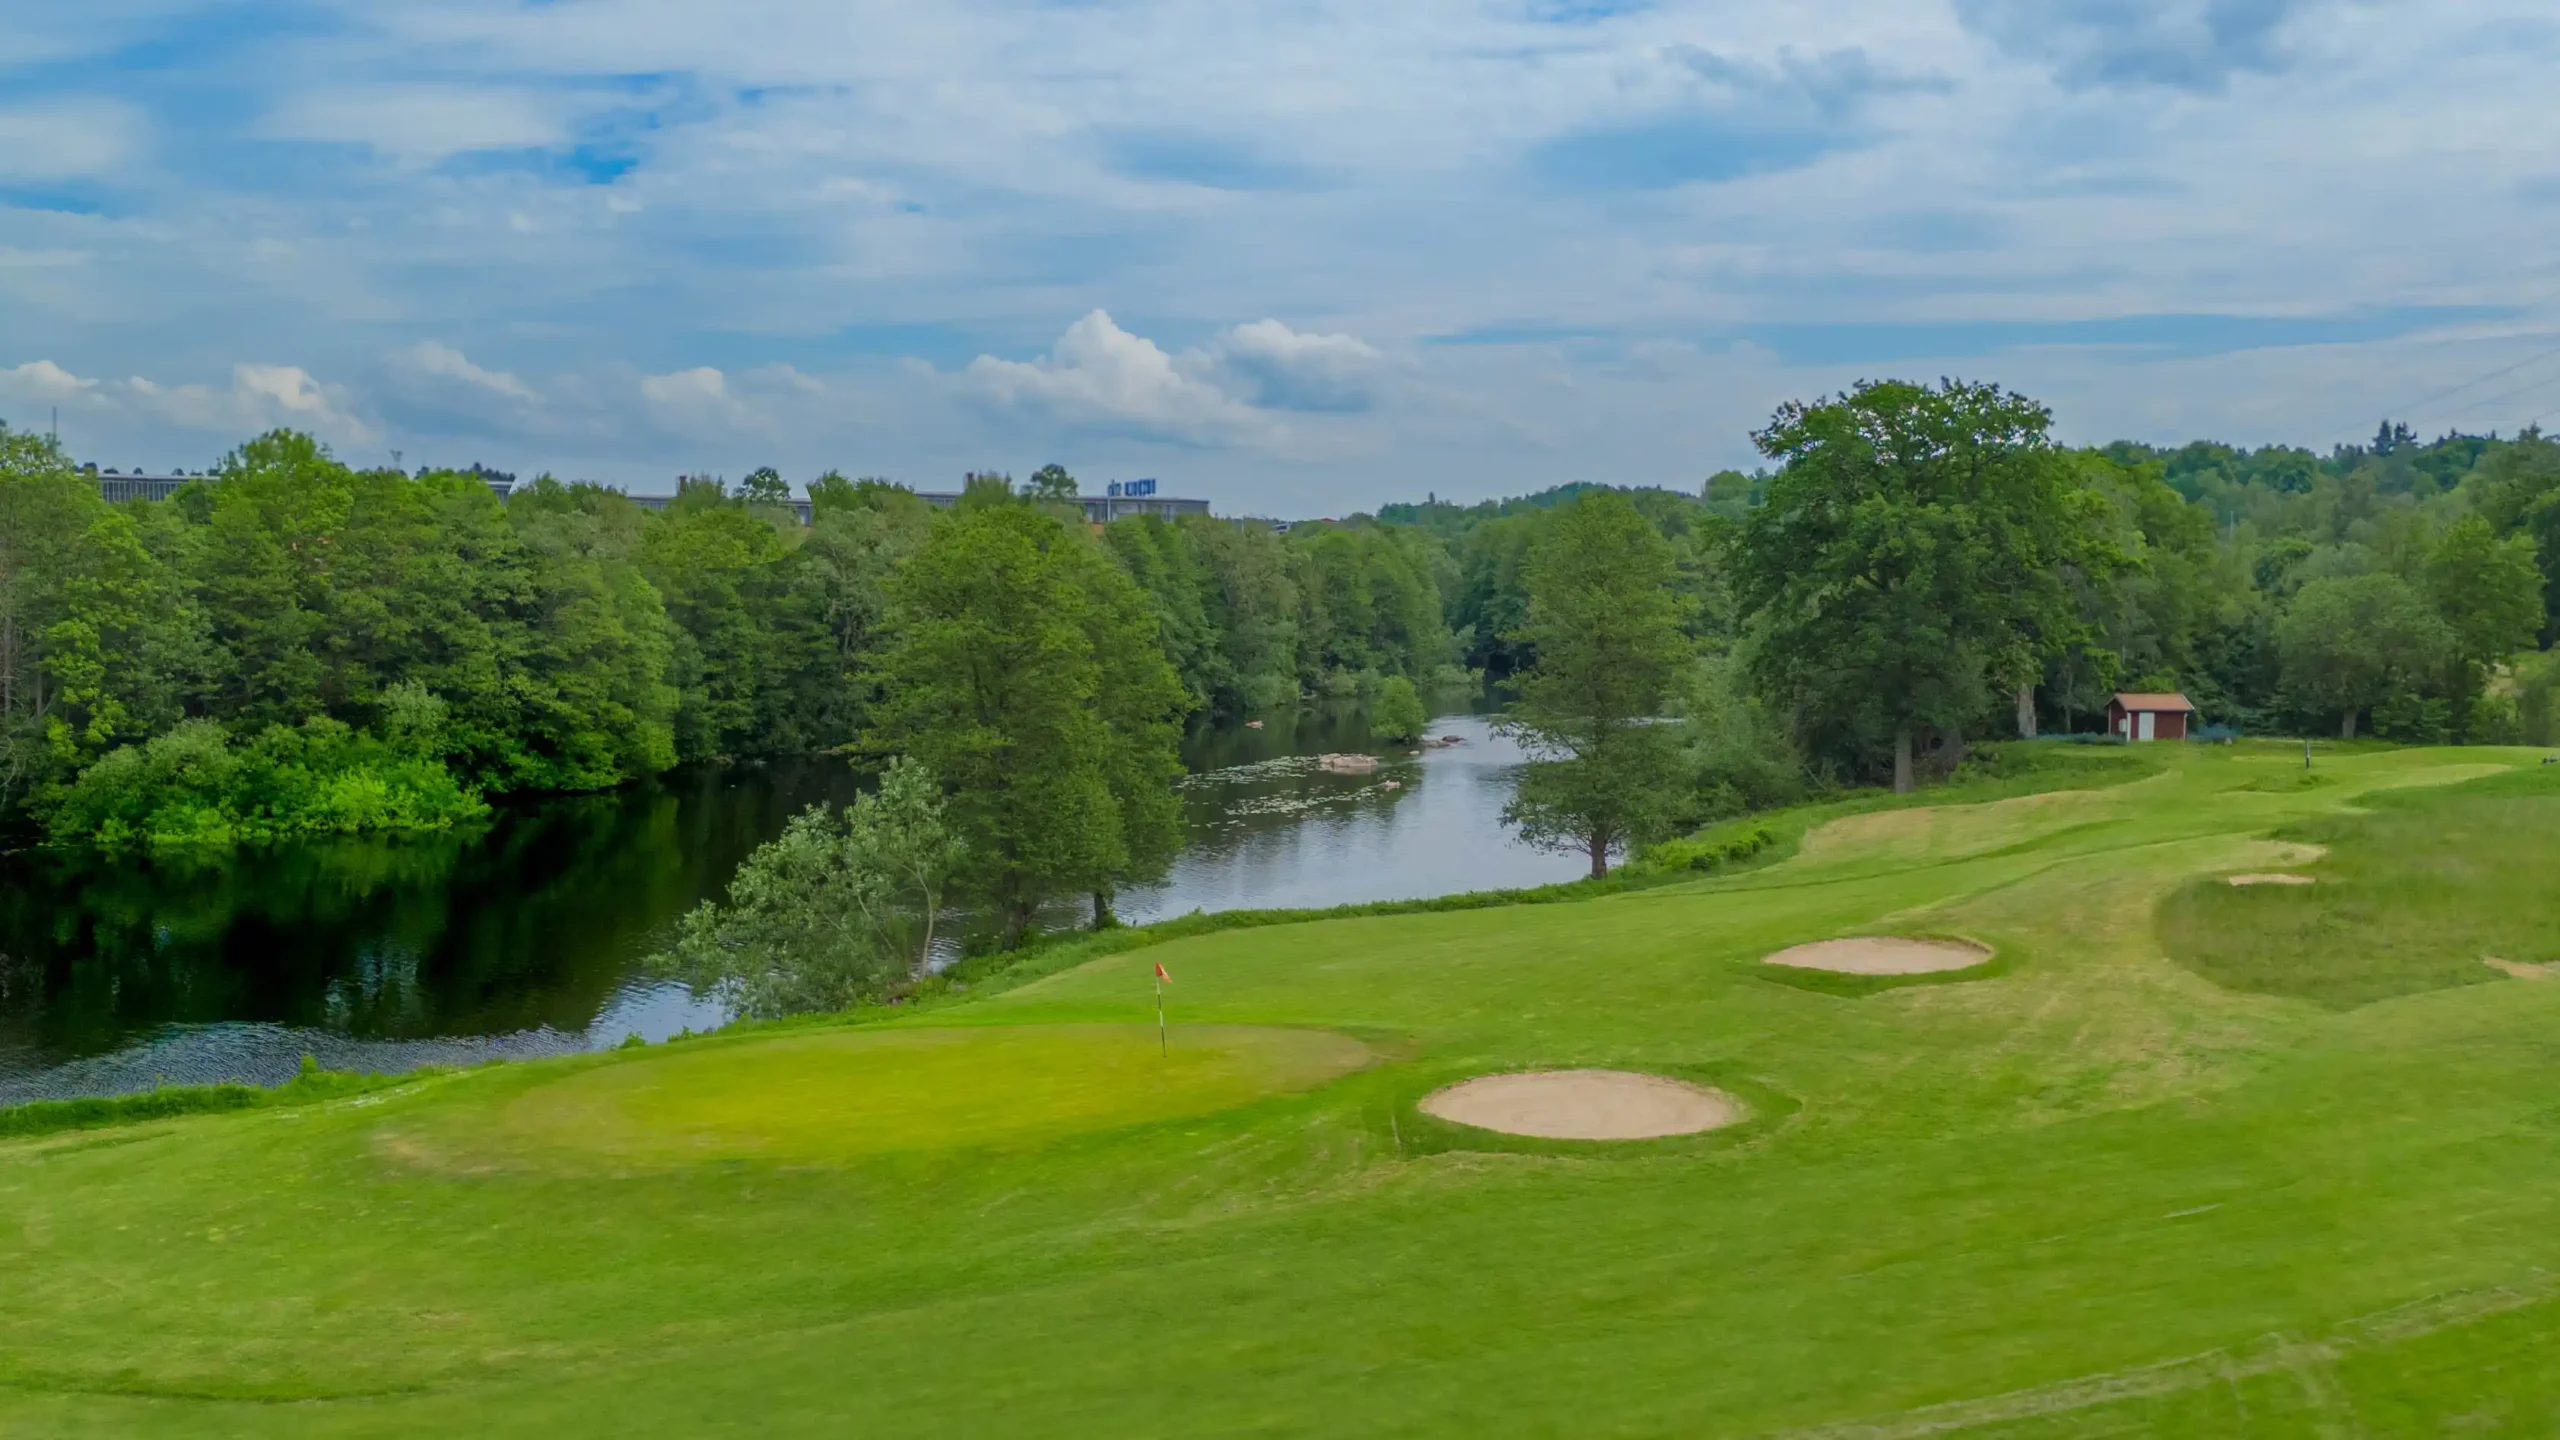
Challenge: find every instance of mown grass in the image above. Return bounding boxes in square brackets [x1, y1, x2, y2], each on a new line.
[2159, 764, 2560, 1009]
[8, 739, 2560, 1436]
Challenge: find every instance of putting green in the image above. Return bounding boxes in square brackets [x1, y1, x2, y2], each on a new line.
[477, 1023, 1372, 1166]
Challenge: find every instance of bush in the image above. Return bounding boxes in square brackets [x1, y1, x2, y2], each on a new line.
[1372, 676, 1428, 744]
[45, 714, 487, 850]
[1635, 825, 1775, 874]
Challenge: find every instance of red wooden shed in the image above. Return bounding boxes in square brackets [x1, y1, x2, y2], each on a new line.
[2106, 692, 2195, 742]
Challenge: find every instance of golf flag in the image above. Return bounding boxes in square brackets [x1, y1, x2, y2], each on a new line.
[1153, 962, 1169, 1054]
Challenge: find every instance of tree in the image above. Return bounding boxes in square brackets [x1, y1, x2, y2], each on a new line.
[1027, 464, 1079, 502]
[0, 425, 190, 808]
[1735, 380, 2118, 792]
[738, 466, 791, 507]
[2275, 574, 2453, 738]
[864, 505, 1131, 944]
[2423, 517, 2546, 736]
[957, 472, 1017, 511]
[1372, 675, 1427, 744]
[1071, 538, 1192, 926]
[1499, 491, 1693, 878]
[2474, 431, 2560, 646]
[651, 757, 957, 1017]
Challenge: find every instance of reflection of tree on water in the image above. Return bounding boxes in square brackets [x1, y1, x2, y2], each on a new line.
[0, 759, 866, 1068]
[2, 696, 1578, 1099]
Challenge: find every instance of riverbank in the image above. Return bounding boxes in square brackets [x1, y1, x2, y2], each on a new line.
[0, 738, 2159, 1120]
[0, 705, 1574, 1102]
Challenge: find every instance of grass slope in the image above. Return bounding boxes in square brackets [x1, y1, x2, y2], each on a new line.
[6, 740, 2560, 1436]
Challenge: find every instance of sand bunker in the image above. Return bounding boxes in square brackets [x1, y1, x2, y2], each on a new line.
[2485, 957, 2560, 980]
[1418, 1069, 1740, 1140]
[1764, 937, 1991, 976]
[2227, 873, 2317, 887]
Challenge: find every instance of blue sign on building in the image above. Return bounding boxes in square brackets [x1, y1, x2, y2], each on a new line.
[1125, 478, 1157, 497]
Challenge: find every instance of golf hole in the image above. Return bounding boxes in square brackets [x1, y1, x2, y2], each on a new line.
[1763, 936, 1992, 976]
[1418, 1069, 1741, 1140]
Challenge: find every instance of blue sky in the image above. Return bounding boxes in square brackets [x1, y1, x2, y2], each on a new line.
[5, 0, 2560, 511]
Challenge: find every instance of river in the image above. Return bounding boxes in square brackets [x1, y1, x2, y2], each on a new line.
[0, 703, 1576, 1103]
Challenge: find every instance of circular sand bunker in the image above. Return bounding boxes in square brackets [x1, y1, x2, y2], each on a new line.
[1418, 1069, 1740, 1140]
[1764, 936, 1990, 976]
[2227, 873, 2316, 887]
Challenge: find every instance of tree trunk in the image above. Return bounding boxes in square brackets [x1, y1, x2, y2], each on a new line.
[1893, 726, 1915, 794]
[1003, 901, 1034, 950]
[1944, 721, 1968, 774]
[1587, 831, 1610, 880]
[1091, 889, 1116, 930]
[2340, 710, 2358, 740]
[2015, 682, 2037, 739]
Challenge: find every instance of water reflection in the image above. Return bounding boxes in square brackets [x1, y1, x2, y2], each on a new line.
[0, 701, 1576, 1103]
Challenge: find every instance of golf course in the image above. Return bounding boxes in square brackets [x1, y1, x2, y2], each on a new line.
[9, 739, 2560, 1436]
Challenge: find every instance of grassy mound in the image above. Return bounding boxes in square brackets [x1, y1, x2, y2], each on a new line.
[454, 1024, 1373, 1168]
[2160, 765, 2560, 1008]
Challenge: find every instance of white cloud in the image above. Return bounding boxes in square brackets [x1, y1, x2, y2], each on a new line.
[393, 341, 538, 403]
[1, 359, 375, 447]
[1208, 320, 1391, 412]
[256, 86, 566, 164]
[1, 358, 96, 403]
[10, 1, 2560, 508]
[640, 366, 763, 436]
[966, 310, 1264, 441]
[0, 99, 145, 181]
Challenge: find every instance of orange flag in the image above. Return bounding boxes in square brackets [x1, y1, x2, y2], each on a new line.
[1154, 962, 1170, 983]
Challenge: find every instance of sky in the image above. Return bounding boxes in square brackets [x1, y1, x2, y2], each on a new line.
[4, 0, 2560, 514]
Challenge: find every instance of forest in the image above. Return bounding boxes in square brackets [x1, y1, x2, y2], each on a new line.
[3, 382, 2556, 970]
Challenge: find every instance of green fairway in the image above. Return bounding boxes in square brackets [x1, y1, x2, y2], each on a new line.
[11, 742, 2560, 1436]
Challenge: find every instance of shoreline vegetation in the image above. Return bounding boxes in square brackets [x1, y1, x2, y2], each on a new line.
[0, 736, 2165, 1132]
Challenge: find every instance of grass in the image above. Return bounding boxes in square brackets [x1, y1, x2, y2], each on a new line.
[2160, 764, 2560, 1009]
[8, 738, 2560, 1434]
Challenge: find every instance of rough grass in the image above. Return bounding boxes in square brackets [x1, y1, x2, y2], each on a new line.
[2159, 765, 2560, 1009]
[11, 740, 2560, 1436]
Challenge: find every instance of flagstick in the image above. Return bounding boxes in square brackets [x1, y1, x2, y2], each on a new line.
[1155, 972, 1167, 1057]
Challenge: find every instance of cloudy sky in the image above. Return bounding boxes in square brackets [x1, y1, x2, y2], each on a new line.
[3, 0, 2558, 513]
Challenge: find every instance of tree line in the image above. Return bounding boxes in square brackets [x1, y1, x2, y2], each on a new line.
[6, 374, 2557, 1002]
[0, 426, 1460, 855]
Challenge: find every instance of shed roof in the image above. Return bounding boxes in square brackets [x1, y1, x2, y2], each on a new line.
[2111, 692, 2195, 712]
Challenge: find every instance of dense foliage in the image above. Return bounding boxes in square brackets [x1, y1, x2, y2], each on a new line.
[9, 377, 2557, 965]
[1375, 404, 2557, 834]
[651, 757, 957, 1015]
[0, 430, 1469, 858]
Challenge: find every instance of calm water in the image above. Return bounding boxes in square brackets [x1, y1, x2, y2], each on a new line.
[0, 705, 1574, 1103]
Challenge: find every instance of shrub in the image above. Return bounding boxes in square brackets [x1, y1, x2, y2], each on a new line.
[1372, 676, 1428, 744]
[1635, 825, 1775, 874]
[45, 715, 487, 850]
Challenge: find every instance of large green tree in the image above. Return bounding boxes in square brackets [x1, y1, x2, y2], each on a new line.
[866, 505, 1187, 943]
[2423, 517, 2546, 737]
[1499, 491, 1693, 878]
[2276, 574, 2454, 739]
[1735, 380, 2117, 791]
